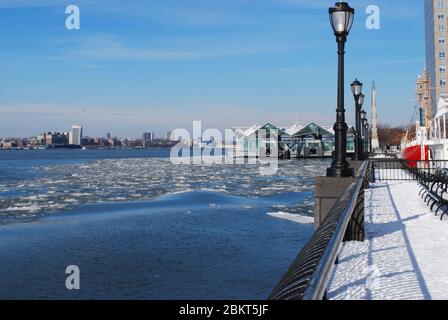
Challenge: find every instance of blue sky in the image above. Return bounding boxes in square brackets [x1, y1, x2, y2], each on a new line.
[0, 0, 425, 138]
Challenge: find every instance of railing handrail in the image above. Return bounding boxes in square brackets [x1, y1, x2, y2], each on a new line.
[269, 161, 369, 300]
[303, 162, 368, 299]
[371, 159, 447, 162]
[370, 159, 448, 182]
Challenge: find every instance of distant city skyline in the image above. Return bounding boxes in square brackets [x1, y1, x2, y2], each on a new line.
[0, 0, 425, 137]
[0, 127, 170, 140]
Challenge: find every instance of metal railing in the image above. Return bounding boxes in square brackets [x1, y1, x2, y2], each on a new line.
[269, 161, 370, 300]
[417, 169, 448, 220]
[371, 159, 448, 182]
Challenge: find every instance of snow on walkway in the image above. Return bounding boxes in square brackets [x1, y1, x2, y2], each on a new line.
[328, 181, 448, 300]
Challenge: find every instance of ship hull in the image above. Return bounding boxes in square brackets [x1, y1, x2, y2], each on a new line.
[401, 144, 429, 167]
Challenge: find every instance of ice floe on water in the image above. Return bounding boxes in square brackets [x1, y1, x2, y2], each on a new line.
[5, 204, 42, 213]
[267, 212, 315, 224]
[0, 157, 329, 223]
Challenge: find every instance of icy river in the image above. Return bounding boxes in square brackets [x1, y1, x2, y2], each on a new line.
[0, 149, 329, 299]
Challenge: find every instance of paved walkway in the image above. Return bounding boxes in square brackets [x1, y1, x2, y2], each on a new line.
[328, 181, 448, 300]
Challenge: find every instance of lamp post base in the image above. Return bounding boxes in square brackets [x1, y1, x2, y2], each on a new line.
[326, 166, 355, 178]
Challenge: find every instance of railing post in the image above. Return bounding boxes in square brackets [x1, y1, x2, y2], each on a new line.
[343, 181, 365, 242]
[371, 160, 376, 183]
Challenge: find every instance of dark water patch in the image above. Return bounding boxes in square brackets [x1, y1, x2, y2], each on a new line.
[0, 191, 313, 300]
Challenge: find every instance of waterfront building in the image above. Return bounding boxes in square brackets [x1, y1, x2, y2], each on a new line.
[1, 140, 18, 149]
[425, 0, 448, 111]
[288, 123, 336, 157]
[36, 134, 45, 145]
[108, 138, 116, 146]
[166, 131, 173, 141]
[120, 138, 128, 147]
[44, 132, 53, 145]
[44, 131, 69, 146]
[142, 132, 155, 148]
[142, 132, 149, 148]
[234, 123, 285, 158]
[233, 122, 356, 158]
[347, 126, 356, 154]
[284, 122, 304, 137]
[69, 125, 83, 146]
[106, 132, 111, 140]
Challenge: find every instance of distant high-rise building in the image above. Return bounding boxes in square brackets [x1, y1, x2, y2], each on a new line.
[106, 132, 111, 140]
[142, 132, 154, 148]
[69, 125, 83, 145]
[166, 131, 173, 141]
[425, 0, 448, 112]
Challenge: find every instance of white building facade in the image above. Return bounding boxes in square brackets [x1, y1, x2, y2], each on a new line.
[69, 125, 83, 145]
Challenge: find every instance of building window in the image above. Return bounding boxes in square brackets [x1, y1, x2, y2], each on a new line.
[441, 65, 446, 73]
[440, 51, 446, 59]
[441, 79, 446, 86]
[439, 24, 445, 32]
[440, 38, 446, 45]
[439, 0, 444, 9]
[440, 14, 445, 19]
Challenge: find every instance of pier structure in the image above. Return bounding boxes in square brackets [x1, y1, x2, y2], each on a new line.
[233, 122, 357, 159]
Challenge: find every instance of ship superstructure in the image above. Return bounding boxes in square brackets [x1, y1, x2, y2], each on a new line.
[401, 69, 431, 162]
[401, 66, 448, 162]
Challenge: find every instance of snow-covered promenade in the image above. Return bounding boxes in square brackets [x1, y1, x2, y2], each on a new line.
[328, 181, 448, 300]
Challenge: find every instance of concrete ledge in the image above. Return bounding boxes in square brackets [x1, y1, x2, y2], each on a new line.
[314, 176, 355, 229]
[349, 160, 364, 174]
[314, 161, 366, 230]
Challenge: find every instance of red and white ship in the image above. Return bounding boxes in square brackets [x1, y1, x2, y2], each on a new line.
[401, 68, 433, 166]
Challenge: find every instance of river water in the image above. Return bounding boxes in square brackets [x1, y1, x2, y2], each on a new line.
[0, 149, 329, 299]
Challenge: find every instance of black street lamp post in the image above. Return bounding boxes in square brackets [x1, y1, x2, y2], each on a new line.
[365, 122, 370, 158]
[360, 109, 367, 158]
[361, 112, 369, 158]
[351, 79, 364, 160]
[327, 2, 355, 178]
[359, 94, 365, 158]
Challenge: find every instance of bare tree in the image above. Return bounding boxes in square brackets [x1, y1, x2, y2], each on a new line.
[377, 123, 407, 148]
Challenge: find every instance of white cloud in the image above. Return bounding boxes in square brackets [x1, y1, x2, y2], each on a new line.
[45, 32, 301, 61]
